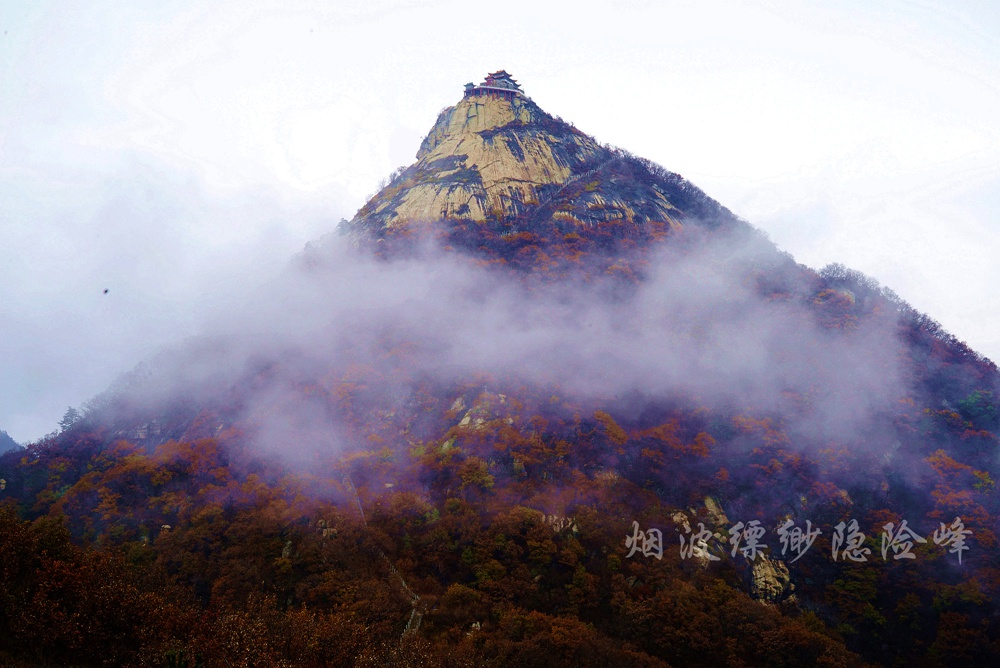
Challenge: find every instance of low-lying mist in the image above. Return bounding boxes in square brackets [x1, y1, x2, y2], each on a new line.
[99, 222, 910, 467]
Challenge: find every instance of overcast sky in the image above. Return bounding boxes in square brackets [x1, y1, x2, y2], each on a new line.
[2, 0, 998, 443]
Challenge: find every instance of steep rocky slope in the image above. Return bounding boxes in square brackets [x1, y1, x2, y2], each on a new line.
[345, 93, 741, 246]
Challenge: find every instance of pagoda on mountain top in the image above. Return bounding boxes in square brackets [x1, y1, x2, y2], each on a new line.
[463, 70, 525, 102]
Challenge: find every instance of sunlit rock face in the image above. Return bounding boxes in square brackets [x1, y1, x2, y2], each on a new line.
[343, 78, 709, 240]
[354, 94, 605, 226]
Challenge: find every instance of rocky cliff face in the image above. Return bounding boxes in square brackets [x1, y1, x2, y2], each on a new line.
[353, 95, 605, 227]
[343, 90, 739, 248]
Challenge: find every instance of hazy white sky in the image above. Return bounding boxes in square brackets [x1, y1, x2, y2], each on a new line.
[2, 0, 998, 443]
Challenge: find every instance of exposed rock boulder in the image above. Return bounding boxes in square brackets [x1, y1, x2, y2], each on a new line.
[751, 555, 795, 603]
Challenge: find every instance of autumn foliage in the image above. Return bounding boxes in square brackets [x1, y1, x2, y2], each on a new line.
[2, 135, 999, 667]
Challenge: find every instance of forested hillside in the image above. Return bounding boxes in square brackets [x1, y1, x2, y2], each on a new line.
[1, 80, 997, 667]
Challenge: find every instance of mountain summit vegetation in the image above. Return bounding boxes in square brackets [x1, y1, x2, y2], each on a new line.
[1, 74, 998, 667]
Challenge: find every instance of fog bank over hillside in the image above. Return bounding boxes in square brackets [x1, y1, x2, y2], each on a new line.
[103, 229, 907, 465]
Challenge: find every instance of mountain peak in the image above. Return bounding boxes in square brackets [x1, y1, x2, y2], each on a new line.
[344, 74, 743, 268]
[354, 76, 608, 228]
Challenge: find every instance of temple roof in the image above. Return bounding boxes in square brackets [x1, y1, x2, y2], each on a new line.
[483, 70, 521, 90]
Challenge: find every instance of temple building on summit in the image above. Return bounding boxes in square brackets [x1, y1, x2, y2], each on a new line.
[464, 70, 525, 102]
